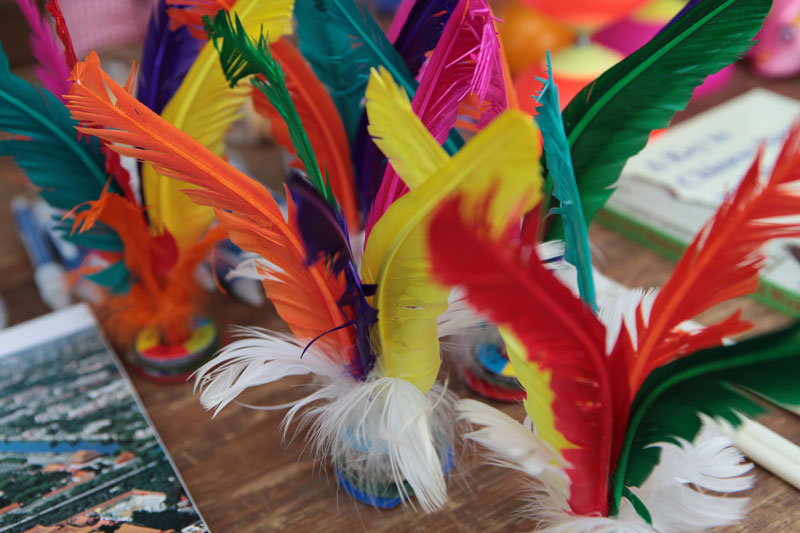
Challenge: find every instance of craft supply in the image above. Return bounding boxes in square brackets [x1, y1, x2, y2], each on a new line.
[11, 197, 71, 310]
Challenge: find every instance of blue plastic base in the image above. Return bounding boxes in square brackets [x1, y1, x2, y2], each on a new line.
[334, 469, 404, 509]
[335, 445, 455, 510]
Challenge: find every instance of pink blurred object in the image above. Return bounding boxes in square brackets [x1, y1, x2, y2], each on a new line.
[594, 3, 734, 98]
[749, 0, 800, 78]
[58, 0, 157, 59]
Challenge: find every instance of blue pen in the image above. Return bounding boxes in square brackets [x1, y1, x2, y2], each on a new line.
[11, 196, 71, 310]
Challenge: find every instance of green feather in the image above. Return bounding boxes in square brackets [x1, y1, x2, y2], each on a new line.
[534, 53, 596, 311]
[294, 0, 417, 142]
[546, 0, 772, 241]
[203, 10, 337, 208]
[609, 322, 800, 517]
[0, 40, 129, 287]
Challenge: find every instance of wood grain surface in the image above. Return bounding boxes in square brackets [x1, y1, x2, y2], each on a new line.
[0, 36, 798, 533]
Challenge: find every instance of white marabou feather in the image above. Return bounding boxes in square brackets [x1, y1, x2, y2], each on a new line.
[194, 327, 459, 513]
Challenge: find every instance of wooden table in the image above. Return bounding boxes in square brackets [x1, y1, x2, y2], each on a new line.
[0, 60, 798, 531]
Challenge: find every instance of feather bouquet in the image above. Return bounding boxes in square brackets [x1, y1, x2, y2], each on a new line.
[463, 0, 774, 402]
[62, 1, 544, 504]
[0, 0, 297, 379]
[426, 115, 800, 530]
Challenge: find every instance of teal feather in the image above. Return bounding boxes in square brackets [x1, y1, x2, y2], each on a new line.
[0, 41, 129, 287]
[610, 322, 800, 516]
[85, 260, 131, 294]
[534, 52, 596, 312]
[547, 0, 772, 241]
[294, 0, 418, 142]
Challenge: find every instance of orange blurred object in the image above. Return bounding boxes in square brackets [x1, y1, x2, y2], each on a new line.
[497, 0, 574, 75]
[520, 0, 652, 28]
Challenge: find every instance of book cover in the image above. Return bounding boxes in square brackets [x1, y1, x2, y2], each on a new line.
[599, 88, 800, 316]
[0, 304, 208, 533]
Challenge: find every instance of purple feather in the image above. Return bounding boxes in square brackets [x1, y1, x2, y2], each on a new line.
[390, 0, 459, 78]
[136, 0, 202, 114]
[14, 0, 70, 101]
[288, 170, 378, 379]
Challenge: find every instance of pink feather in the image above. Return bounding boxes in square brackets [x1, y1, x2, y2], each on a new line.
[14, 0, 71, 100]
[386, 0, 417, 43]
[365, 0, 510, 240]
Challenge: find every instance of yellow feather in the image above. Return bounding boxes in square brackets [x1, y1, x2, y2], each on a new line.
[142, 0, 294, 252]
[364, 66, 448, 189]
[362, 68, 542, 393]
[502, 328, 574, 454]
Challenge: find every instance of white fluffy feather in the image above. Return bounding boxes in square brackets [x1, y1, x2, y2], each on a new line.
[459, 398, 753, 532]
[194, 327, 458, 513]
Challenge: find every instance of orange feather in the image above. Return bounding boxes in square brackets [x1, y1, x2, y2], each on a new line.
[168, 0, 236, 40]
[66, 52, 355, 359]
[252, 38, 359, 231]
[625, 124, 800, 393]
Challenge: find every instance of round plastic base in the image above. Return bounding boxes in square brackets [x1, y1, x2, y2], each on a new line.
[335, 446, 455, 509]
[130, 317, 218, 383]
[462, 366, 527, 402]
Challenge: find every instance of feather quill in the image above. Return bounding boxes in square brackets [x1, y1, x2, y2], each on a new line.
[548, 0, 772, 240]
[366, 0, 510, 238]
[137, 0, 203, 115]
[534, 53, 596, 311]
[251, 38, 358, 230]
[427, 197, 616, 516]
[142, 0, 294, 253]
[66, 52, 356, 359]
[13, 0, 70, 101]
[362, 68, 542, 393]
[624, 126, 800, 394]
[45, 0, 76, 70]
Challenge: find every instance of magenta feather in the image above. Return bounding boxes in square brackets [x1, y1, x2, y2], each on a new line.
[386, 0, 416, 43]
[14, 0, 70, 100]
[365, 0, 510, 239]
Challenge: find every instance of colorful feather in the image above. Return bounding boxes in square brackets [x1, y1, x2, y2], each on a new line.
[388, 0, 459, 78]
[0, 42, 126, 268]
[142, 0, 294, 253]
[611, 323, 800, 517]
[366, 0, 511, 238]
[13, 0, 71, 101]
[534, 53, 596, 311]
[250, 38, 358, 230]
[427, 197, 616, 516]
[45, 0, 76, 70]
[66, 51, 356, 361]
[204, 8, 333, 206]
[168, 0, 235, 40]
[547, 0, 772, 240]
[137, 0, 203, 115]
[623, 125, 800, 395]
[361, 67, 542, 393]
[294, 0, 418, 143]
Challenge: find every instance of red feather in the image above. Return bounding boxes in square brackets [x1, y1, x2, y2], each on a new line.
[45, 0, 76, 69]
[252, 38, 359, 231]
[626, 124, 800, 393]
[428, 197, 618, 516]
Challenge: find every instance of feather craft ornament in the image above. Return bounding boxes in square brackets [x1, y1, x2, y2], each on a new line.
[65, 27, 543, 508]
[427, 124, 800, 531]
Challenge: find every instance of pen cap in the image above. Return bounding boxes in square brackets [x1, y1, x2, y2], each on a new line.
[35, 262, 71, 310]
